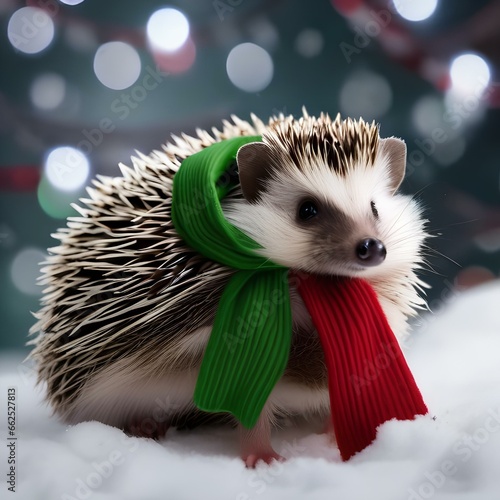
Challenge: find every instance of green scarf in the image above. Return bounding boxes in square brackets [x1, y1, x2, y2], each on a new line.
[171, 136, 292, 428]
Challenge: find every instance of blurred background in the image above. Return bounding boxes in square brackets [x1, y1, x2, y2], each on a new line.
[0, 0, 499, 351]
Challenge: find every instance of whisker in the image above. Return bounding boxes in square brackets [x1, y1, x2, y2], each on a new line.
[416, 260, 446, 277]
[419, 246, 461, 269]
[405, 182, 434, 201]
[427, 218, 479, 232]
[383, 226, 429, 247]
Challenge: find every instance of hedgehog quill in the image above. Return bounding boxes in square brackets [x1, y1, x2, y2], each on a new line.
[30, 111, 429, 467]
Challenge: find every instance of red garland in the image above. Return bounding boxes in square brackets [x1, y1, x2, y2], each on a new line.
[295, 273, 428, 460]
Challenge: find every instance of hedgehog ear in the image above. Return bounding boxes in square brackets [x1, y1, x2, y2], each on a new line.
[237, 142, 275, 203]
[379, 137, 407, 194]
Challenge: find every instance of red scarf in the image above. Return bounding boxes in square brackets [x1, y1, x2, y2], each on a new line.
[295, 273, 428, 460]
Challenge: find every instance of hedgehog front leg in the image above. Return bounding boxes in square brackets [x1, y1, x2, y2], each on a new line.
[239, 408, 283, 468]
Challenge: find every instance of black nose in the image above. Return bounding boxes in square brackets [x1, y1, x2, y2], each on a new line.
[356, 238, 386, 266]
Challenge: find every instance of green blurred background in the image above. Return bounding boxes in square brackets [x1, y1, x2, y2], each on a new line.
[1, 0, 499, 351]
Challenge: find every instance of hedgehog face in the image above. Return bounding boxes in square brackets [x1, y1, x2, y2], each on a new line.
[222, 115, 426, 281]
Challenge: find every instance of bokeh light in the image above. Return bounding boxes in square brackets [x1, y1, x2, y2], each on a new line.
[59, 0, 86, 4]
[37, 176, 82, 220]
[0, 2, 14, 15]
[153, 36, 196, 74]
[30, 73, 66, 110]
[64, 23, 97, 52]
[10, 247, 46, 296]
[7, 7, 55, 55]
[411, 95, 445, 135]
[449, 53, 491, 97]
[44, 146, 90, 192]
[392, 0, 438, 22]
[433, 137, 466, 167]
[339, 71, 392, 119]
[455, 266, 496, 289]
[147, 8, 190, 53]
[295, 29, 324, 58]
[226, 43, 274, 93]
[247, 17, 279, 51]
[93, 41, 141, 90]
[474, 230, 500, 253]
[410, 95, 467, 165]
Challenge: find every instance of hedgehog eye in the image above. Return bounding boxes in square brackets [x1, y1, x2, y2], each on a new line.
[371, 201, 379, 219]
[298, 200, 318, 221]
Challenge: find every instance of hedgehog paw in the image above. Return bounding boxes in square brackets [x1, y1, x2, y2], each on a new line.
[239, 408, 283, 468]
[124, 417, 170, 440]
[242, 451, 285, 468]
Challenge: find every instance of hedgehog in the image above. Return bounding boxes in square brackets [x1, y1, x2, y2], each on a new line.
[29, 110, 428, 467]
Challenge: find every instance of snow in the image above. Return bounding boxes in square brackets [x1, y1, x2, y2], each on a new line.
[1, 280, 500, 500]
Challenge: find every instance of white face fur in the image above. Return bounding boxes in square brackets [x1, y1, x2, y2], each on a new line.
[222, 137, 427, 282]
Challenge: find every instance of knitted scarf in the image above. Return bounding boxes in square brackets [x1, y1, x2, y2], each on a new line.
[171, 136, 427, 459]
